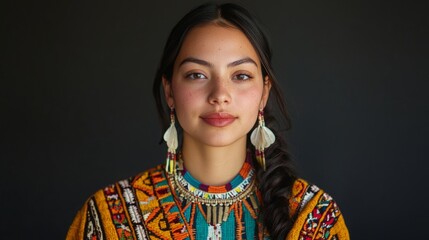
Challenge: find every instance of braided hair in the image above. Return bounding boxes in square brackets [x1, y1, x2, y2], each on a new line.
[152, 3, 297, 238]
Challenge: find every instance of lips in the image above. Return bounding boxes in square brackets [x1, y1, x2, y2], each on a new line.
[200, 112, 237, 127]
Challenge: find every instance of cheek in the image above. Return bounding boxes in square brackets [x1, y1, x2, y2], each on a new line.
[172, 86, 204, 124]
[236, 87, 263, 127]
[172, 86, 194, 107]
[237, 87, 263, 110]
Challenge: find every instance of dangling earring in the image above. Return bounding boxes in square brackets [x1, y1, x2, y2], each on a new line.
[163, 107, 178, 174]
[250, 109, 275, 170]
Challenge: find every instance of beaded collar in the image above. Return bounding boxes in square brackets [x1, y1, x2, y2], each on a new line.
[171, 152, 259, 226]
[176, 154, 254, 200]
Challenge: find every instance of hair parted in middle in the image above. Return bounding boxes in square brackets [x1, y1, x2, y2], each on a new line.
[152, 3, 297, 239]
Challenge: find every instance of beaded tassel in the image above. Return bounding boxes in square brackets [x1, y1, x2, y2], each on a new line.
[222, 205, 229, 222]
[250, 109, 275, 170]
[207, 205, 212, 224]
[205, 204, 231, 225]
[163, 109, 178, 174]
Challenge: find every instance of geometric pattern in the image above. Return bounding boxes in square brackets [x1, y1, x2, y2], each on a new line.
[67, 166, 348, 240]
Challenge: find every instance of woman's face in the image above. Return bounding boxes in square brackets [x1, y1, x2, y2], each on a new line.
[163, 23, 270, 148]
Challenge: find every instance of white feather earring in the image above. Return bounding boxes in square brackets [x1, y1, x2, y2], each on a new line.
[250, 109, 275, 170]
[163, 108, 178, 174]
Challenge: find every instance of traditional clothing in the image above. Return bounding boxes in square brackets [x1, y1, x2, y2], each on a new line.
[67, 162, 349, 240]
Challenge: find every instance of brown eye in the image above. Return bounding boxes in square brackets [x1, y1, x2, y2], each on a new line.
[186, 72, 207, 80]
[233, 74, 251, 81]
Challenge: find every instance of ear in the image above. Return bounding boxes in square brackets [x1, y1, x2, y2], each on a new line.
[162, 76, 175, 108]
[260, 75, 272, 109]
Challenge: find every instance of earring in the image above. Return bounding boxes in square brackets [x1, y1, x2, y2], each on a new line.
[250, 109, 275, 170]
[163, 108, 178, 174]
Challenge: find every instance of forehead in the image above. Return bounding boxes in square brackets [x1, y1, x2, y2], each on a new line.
[174, 23, 261, 67]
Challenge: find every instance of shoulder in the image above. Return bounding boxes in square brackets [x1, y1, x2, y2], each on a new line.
[91, 164, 168, 212]
[67, 165, 168, 240]
[286, 178, 350, 240]
[89, 164, 166, 206]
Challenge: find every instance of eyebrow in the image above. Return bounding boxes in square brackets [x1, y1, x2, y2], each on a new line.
[179, 57, 213, 67]
[227, 57, 258, 68]
[178, 57, 258, 68]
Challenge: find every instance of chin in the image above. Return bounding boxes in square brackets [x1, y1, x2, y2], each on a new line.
[200, 135, 247, 148]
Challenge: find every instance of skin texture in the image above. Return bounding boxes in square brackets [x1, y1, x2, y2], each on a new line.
[163, 23, 271, 185]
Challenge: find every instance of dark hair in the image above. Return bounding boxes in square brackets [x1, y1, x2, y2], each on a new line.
[152, 3, 297, 239]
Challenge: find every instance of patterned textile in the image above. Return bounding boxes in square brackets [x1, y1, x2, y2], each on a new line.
[178, 156, 254, 196]
[67, 166, 349, 240]
[286, 179, 349, 240]
[173, 155, 261, 239]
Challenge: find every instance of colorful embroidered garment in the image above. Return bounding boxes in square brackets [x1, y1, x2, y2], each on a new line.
[172, 156, 262, 239]
[67, 165, 349, 240]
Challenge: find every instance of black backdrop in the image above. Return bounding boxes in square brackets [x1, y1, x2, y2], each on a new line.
[2, 0, 428, 239]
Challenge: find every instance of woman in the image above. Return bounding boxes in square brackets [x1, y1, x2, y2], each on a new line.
[67, 3, 349, 240]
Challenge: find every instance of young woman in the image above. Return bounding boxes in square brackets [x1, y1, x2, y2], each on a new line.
[67, 3, 349, 240]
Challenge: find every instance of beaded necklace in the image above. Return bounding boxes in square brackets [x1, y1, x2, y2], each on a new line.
[170, 153, 262, 239]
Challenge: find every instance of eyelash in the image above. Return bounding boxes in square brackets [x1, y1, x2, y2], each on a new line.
[186, 72, 207, 80]
[185, 72, 253, 81]
[233, 73, 252, 81]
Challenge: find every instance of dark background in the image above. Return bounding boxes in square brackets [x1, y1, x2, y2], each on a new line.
[2, 0, 428, 239]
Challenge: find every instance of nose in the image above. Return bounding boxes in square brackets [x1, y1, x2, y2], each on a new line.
[208, 77, 231, 105]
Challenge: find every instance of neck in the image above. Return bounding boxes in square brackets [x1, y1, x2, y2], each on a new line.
[181, 134, 247, 186]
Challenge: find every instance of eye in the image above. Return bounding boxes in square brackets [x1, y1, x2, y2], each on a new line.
[186, 72, 207, 80]
[233, 73, 252, 81]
